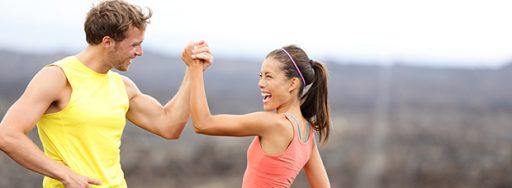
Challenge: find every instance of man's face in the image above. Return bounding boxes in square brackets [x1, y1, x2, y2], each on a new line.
[109, 26, 145, 71]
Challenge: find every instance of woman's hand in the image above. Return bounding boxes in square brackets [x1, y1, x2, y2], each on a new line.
[181, 41, 213, 71]
[191, 41, 213, 71]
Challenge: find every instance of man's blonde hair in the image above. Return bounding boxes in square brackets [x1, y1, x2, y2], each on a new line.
[84, 0, 152, 45]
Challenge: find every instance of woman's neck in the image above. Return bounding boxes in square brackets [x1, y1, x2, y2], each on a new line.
[277, 98, 303, 118]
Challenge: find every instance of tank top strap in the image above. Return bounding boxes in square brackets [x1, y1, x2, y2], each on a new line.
[283, 113, 296, 129]
[284, 113, 310, 142]
[46, 57, 76, 86]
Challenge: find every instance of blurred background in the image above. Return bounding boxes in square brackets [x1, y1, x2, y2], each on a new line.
[1, 0, 512, 187]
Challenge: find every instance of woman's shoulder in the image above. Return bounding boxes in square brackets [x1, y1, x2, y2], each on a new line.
[246, 112, 291, 129]
[250, 111, 288, 122]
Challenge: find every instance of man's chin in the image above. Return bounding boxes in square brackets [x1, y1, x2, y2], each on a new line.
[115, 66, 129, 72]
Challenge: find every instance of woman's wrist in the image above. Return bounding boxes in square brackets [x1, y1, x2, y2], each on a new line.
[189, 63, 203, 71]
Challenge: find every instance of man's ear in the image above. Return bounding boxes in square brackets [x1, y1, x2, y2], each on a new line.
[101, 36, 114, 49]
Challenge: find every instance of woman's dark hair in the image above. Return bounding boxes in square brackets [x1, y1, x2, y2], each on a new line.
[266, 45, 331, 144]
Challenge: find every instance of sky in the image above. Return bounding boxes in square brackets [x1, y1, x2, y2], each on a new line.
[1, 0, 512, 67]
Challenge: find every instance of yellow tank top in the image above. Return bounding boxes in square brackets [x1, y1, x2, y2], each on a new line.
[37, 56, 129, 188]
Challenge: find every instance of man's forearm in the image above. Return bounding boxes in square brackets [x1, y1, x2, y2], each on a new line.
[161, 68, 191, 136]
[0, 131, 71, 182]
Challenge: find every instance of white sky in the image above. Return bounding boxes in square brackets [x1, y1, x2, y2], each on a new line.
[1, 0, 512, 67]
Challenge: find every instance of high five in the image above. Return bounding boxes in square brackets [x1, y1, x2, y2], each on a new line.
[185, 43, 331, 187]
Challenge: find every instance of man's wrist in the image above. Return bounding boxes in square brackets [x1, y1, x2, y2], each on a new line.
[54, 165, 72, 183]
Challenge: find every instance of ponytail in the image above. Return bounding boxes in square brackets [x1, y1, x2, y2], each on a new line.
[301, 60, 330, 144]
[266, 45, 331, 144]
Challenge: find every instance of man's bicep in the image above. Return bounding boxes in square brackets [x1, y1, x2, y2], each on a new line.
[125, 93, 167, 135]
[122, 75, 163, 125]
[1, 67, 66, 133]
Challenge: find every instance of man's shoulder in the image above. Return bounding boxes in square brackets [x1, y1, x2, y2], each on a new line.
[22, 65, 68, 101]
[38, 65, 66, 81]
[117, 75, 141, 99]
[48, 56, 76, 67]
[118, 75, 134, 86]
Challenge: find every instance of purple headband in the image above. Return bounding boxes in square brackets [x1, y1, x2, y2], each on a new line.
[281, 48, 306, 86]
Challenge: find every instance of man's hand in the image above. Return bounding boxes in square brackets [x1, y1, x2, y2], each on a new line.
[181, 41, 213, 71]
[181, 41, 196, 67]
[61, 169, 102, 188]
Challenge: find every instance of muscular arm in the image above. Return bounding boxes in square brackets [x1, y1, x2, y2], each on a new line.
[0, 66, 100, 185]
[124, 68, 190, 139]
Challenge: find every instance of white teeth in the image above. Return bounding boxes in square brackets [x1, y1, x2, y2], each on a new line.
[261, 92, 271, 103]
[261, 92, 272, 103]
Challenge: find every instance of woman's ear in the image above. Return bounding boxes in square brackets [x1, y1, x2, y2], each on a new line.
[288, 77, 300, 93]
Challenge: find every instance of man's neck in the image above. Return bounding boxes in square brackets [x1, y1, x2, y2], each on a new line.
[76, 46, 112, 74]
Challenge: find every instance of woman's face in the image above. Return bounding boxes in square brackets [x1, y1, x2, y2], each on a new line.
[259, 58, 294, 111]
